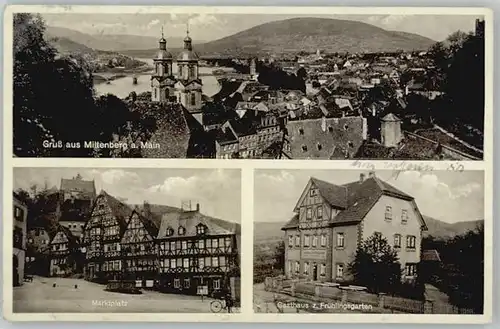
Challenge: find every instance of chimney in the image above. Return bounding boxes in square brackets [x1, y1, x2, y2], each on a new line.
[196, 203, 200, 212]
[368, 171, 375, 178]
[359, 173, 365, 182]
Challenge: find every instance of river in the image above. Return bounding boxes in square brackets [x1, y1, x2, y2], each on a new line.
[94, 58, 233, 99]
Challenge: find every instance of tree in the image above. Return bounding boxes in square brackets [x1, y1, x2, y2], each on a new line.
[13, 13, 132, 157]
[349, 233, 402, 293]
[273, 241, 285, 271]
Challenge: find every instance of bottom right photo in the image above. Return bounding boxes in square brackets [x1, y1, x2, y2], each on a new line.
[253, 169, 484, 315]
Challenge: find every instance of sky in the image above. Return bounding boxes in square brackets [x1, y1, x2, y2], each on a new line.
[13, 168, 241, 224]
[254, 169, 484, 224]
[41, 13, 481, 43]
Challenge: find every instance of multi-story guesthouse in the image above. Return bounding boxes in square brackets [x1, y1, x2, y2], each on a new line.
[13, 193, 28, 286]
[156, 203, 241, 295]
[282, 172, 427, 283]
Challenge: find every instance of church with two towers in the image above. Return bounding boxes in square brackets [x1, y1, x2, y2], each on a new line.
[150, 28, 203, 121]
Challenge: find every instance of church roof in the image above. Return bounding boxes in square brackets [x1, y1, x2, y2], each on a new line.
[155, 49, 173, 60]
[177, 49, 199, 61]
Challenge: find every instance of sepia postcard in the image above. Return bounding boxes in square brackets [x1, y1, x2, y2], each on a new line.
[254, 169, 485, 315]
[3, 4, 493, 324]
[5, 6, 492, 161]
[10, 167, 242, 314]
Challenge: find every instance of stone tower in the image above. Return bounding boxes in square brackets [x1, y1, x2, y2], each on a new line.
[150, 27, 175, 103]
[174, 26, 203, 115]
[381, 113, 402, 147]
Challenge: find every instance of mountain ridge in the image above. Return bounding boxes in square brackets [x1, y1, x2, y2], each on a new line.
[45, 17, 436, 57]
[255, 216, 484, 244]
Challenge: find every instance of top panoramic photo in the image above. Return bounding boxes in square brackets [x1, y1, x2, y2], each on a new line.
[11, 10, 487, 159]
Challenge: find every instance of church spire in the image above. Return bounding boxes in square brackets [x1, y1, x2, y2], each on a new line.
[183, 22, 192, 50]
[159, 25, 167, 50]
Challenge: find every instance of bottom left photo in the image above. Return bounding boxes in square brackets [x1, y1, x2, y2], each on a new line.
[11, 167, 241, 314]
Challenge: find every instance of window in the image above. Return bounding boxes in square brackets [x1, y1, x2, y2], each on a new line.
[304, 262, 310, 275]
[394, 234, 402, 248]
[164, 89, 169, 99]
[174, 278, 181, 288]
[190, 93, 196, 106]
[170, 259, 176, 268]
[317, 206, 323, 219]
[295, 236, 300, 247]
[401, 210, 408, 223]
[294, 261, 300, 273]
[181, 241, 188, 250]
[196, 224, 206, 235]
[14, 206, 24, 221]
[212, 257, 219, 267]
[317, 143, 322, 151]
[302, 145, 308, 152]
[154, 88, 157, 99]
[213, 279, 220, 290]
[310, 189, 318, 197]
[183, 258, 189, 269]
[347, 141, 354, 148]
[328, 126, 333, 133]
[406, 235, 416, 249]
[336, 233, 345, 248]
[304, 235, 310, 247]
[320, 235, 327, 247]
[405, 263, 417, 277]
[385, 206, 392, 220]
[336, 264, 344, 278]
[288, 235, 294, 247]
[166, 227, 174, 236]
[344, 124, 349, 131]
[299, 128, 304, 135]
[184, 278, 190, 288]
[198, 240, 205, 249]
[320, 264, 326, 276]
[178, 226, 186, 235]
[306, 207, 312, 220]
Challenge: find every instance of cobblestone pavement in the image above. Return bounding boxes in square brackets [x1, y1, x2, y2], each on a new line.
[14, 276, 240, 313]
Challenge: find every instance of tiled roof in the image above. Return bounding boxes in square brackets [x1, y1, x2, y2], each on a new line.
[228, 118, 257, 137]
[284, 176, 416, 229]
[157, 210, 240, 239]
[310, 177, 348, 209]
[422, 249, 441, 262]
[281, 214, 299, 230]
[60, 178, 96, 196]
[135, 102, 192, 158]
[285, 116, 365, 159]
[96, 191, 134, 231]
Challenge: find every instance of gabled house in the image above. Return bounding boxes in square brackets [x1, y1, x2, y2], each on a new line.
[120, 208, 161, 285]
[282, 173, 427, 283]
[156, 204, 240, 295]
[82, 191, 132, 282]
[49, 226, 80, 277]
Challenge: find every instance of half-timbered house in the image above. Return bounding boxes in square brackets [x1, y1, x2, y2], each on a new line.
[82, 191, 132, 282]
[156, 204, 240, 296]
[120, 207, 161, 287]
[49, 226, 79, 276]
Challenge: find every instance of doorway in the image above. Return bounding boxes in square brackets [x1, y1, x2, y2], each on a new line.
[313, 264, 318, 281]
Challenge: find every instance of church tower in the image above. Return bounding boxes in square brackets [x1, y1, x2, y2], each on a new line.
[174, 26, 203, 116]
[151, 28, 175, 103]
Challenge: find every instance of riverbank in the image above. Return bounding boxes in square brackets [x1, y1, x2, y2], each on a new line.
[94, 65, 153, 85]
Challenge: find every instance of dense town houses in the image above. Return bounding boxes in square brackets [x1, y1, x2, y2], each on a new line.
[116, 24, 483, 160]
[13, 193, 28, 286]
[281, 172, 427, 283]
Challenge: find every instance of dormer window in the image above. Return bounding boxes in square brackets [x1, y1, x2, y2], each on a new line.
[196, 224, 206, 235]
[178, 226, 186, 236]
[344, 124, 349, 131]
[317, 143, 322, 151]
[299, 128, 304, 135]
[302, 145, 308, 152]
[348, 141, 354, 148]
[328, 126, 333, 133]
[166, 227, 174, 237]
